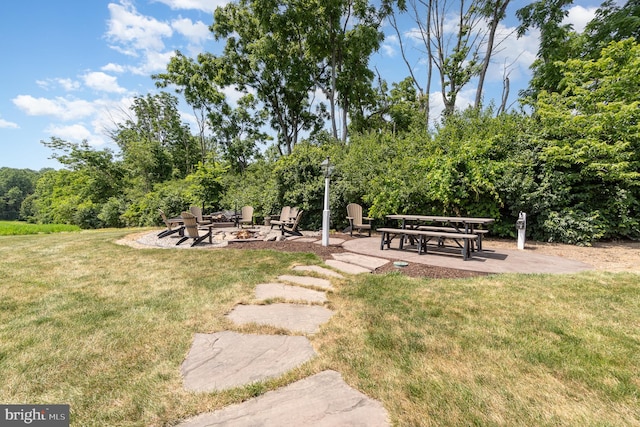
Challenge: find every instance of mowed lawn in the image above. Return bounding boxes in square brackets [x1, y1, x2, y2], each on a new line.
[1, 229, 639, 426]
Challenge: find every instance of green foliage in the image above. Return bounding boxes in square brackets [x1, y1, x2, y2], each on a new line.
[219, 160, 279, 219]
[154, 55, 269, 172]
[516, 0, 579, 100]
[73, 201, 102, 229]
[542, 209, 606, 246]
[120, 180, 192, 227]
[532, 39, 640, 241]
[112, 92, 197, 191]
[212, 0, 323, 154]
[184, 162, 227, 210]
[98, 197, 127, 228]
[358, 132, 432, 218]
[0, 168, 41, 220]
[582, 0, 640, 59]
[0, 221, 80, 235]
[271, 141, 338, 229]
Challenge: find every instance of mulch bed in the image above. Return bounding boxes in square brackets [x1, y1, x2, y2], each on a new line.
[228, 234, 487, 279]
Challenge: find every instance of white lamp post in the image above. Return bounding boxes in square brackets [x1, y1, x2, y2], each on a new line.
[320, 157, 333, 247]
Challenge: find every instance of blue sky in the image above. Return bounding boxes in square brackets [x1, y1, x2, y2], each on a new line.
[0, 0, 601, 170]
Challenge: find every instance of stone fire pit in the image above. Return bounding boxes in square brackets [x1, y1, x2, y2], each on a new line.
[217, 227, 282, 243]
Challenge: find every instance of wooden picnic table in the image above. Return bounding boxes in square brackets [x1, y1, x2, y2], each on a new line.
[380, 214, 495, 260]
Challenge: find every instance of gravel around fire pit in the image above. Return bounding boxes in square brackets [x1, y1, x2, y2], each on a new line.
[121, 229, 640, 278]
[126, 229, 485, 279]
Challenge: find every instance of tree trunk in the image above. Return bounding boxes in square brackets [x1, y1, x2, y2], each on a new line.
[475, 0, 511, 109]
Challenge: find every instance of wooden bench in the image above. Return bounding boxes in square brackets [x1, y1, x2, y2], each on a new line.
[417, 225, 489, 250]
[377, 227, 478, 260]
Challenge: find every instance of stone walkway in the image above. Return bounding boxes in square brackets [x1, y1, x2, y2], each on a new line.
[177, 242, 391, 426]
[129, 227, 593, 425]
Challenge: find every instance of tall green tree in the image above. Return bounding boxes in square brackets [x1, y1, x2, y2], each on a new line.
[516, 0, 578, 100]
[212, 0, 323, 155]
[534, 39, 640, 241]
[111, 92, 197, 192]
[0, 167, 40, 220]
[154, 51, 226, 164]
[155, 52, 270, 172]
[308, 0, 390, 141]
[211, 0, 391, 151]
[34, 138, 125, 227]
[41, 137, 123, 203]
[582, 0, 640, 58]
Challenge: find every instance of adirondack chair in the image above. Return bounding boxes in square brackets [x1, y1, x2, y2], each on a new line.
[279, 209, 304, 236]
[189, 206, 212, 225]
[346, 203, 372, 237]
[158, 209, 184, 238]
[238, 206, 254, 228]
[270, 206, 291, 229]
[176, 211, 212, 246]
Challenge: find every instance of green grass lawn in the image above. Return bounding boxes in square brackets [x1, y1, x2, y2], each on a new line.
[0, 220, 81, 235]
[1, 229, 639, 426]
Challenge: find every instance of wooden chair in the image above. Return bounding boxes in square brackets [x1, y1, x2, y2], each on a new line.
[158, 209, 184, 238]
[238, 206, 254, 228]
[289, 206, 299, 221]
[189, 206, 212, 225]
[176, 211, 212, 246]
[270, 206, 291, 229]
[279, 209, 304, 236]
[346, 203, 372, 237]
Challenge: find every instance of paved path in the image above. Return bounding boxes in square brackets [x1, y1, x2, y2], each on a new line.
[342, 236, 592, 274]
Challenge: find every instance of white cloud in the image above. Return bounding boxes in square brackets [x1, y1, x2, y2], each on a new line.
[221, 85, 247, 106]
[102, 63, 125, 73]
[42, 96, 137, 147]
[129, 50, 176, 75]
[58, 78, 82, 91]
[36, 80, 52, 90]
[83, 72, 127, 93]
[565, 5, 598, 33]
[153, 0, 229, 13]
[381, 34, 398, 57]
[36, 78, 82, 91]
[45, 123, 110, 147]
[488, 25, 538, 84]
[13, 95, 96, 120]
[0, 118, 19, 129]
[172, 17, 211, 45]
[106, 1, 173, 55]
[91, 96, 136, 137]
[45, 123, 92, 141]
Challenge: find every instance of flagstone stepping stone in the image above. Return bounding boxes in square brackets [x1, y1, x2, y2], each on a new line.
[256, 282, 327, 303]
[332, 252, 390, 270]
[181, 331, 316, 392]
[277, 274, 333, 290]
[227, 303, 334, 334]
[292, 265, 344, 278]
[177, 370, 390, 426]
[325, 259, 372, 275]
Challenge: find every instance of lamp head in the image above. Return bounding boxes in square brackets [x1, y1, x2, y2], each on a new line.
[320, 157, 334, 177]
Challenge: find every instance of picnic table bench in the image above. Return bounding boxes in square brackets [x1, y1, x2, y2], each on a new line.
[379, 214, 494, 260]
[416, 225, 490, 250]
[377, 227, 478, 260]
